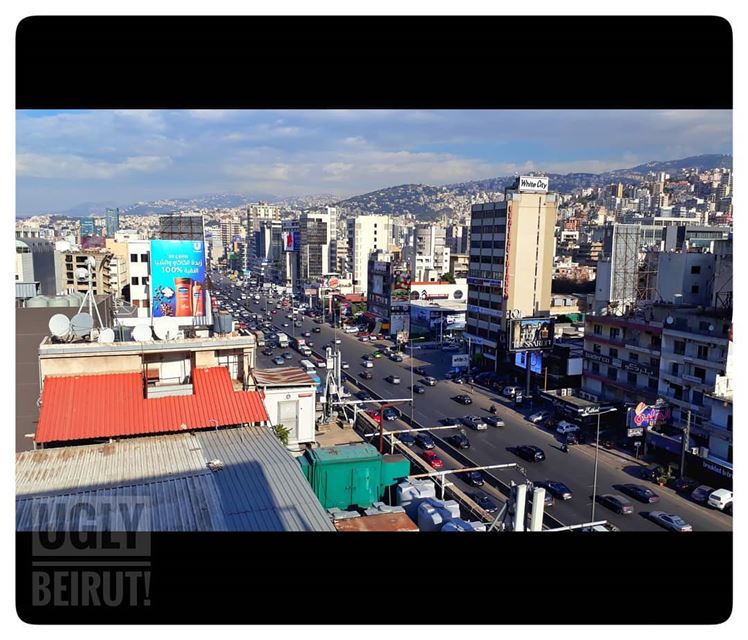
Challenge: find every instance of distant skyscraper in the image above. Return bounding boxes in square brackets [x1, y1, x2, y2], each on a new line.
[105, 207, 120, 237]
[80, 217, 95, 238]
[347, 215, 392, 293]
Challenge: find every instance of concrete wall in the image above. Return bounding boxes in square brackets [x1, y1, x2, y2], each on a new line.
[40, 354, 142, 379]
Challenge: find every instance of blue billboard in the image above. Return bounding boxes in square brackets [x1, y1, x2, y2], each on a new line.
[515, 351, 543, 374]
[150, 240, 206, 318]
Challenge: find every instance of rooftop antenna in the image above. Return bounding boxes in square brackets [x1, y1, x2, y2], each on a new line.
[74, 255, 105, 333]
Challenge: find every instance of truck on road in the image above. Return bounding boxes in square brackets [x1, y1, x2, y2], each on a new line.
[276, 332, 289, 348]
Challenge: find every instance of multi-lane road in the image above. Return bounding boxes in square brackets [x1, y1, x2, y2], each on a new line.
[213, 275, 732, 532]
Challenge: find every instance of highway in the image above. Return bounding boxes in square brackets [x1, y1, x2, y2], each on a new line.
[212, 273, 733, 532]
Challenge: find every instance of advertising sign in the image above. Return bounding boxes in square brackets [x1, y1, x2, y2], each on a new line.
[627, 402, 672, 430]
[452, 354, 470, 368]
[515, 351, 543, 374]
[518, 176, 549, 193]
[508, 317, 555, 352]
[282, 230, 300, 252]
[467, 276, 502, 288]
[391, 268, 411, 302]
[150, 240, 206, 318]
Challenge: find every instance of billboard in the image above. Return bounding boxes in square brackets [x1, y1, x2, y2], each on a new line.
[150, 240, 206, 318]
[515, 351, 543, 374]
[508, 317, 554, 352]
[391, 268, 411, 302]
[518, 176, 549, 193]
[282, 230, 300, 252]
[452, 354, 470, 368]
[627, 402, 672, 430]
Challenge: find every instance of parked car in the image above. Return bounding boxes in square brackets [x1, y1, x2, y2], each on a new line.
[597, 494, 634, 514]
[462, 415, 488, 431]
[485, 415, 505, 428]
[397, 432, 416, 446]
[536, 480, 573, 500]
[690, 484, 716, 504]
[464, 471, 484, 487]
[414, 366, 427, 376]
[412, 385, 426, 394]
[390, 354, 404, 362]
[382, 407, 400, 421]
[386, 375, 401, 384]
[282, 352, 293, 360]
[502, 386, 521, 398]
[555, 421, 580, 435]
[528, 410, 551, 424]
[365, 409, 382, 424]
[470, 492, 498, 514]
[422, 450, 444, 469]
[618, 483, 660, 504]
[262, 348, 274, 356]
[454, 394, 473, 405]
[515, 445, 546, 462]
[360, 371, 373, 380]
[707, 488, 733, 513]
[423, 376, 437, 386]
[415, 433, 435, 450]
[669, 477, 700, 494]
[648, 511, 693, 532]
[447, 433, 470, 449]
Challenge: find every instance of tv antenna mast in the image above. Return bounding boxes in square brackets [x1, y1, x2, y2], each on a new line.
[73, 255, 106, 336]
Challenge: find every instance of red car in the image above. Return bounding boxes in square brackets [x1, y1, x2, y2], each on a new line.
[365, 409, 382, 424]
[422, 450, 444, 469]
[271, 309, 278, 314]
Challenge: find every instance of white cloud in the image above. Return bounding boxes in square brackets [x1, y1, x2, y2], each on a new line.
[17, 153, 172, 180]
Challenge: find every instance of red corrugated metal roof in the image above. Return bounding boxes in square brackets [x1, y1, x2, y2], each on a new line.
[35, 367, 269, 444]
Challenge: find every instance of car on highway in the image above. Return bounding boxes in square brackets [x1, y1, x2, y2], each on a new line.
[386, 375, 401, 384]
[440, 418, 462, 428]
[423, 376, 437, 386]
[282, 352, 293, 360]
[302, 331, 311, 337]
[690, 484, 716, 505]
[365, 409, 382, 424]
[412, 385, 425, 394]
[485, 415, 505, 428]
[462, 415, 488, 431]
[357, 391, 372, 401]
[470, 492, 499, 513]
[422, 450, 444, 469]
[535, 480, 573, 500]
[312, 327, 321, 333]
[454, 394, 473, 405]
[528, 486, 555, 508]
[272, 356, 285, 366]
[464, 471, 484, 487]
[362, 360, 374, 368]
[514, 445, 546, 462]
[447, 432, 470, 449]
[360, 371, 373, 380]
[397, 432, 416, 446]
[555, 421, 580, 435]
[618, 484, 660, 504]
[282, 322, 290, 327]
[596, 493, 634, 514]
[390, 354, 404, 362]
[413, 367, 427, 376]
[334, 338, 341, 344]
[415, 433, 435, 450]
[528, 410, 551, 424]
[341, 361, 349, 369]
[647, 511, 693, 532]
[502, 386, 521, 398]
[382, 407, 400, 421]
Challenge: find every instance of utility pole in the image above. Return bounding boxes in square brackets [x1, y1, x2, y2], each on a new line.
[525, 351, 532, 397]
[544, 366, 548, 392]
[680, 410, 692, 480]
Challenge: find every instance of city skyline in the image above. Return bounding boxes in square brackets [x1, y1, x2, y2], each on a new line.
[16, 109, 732, 214]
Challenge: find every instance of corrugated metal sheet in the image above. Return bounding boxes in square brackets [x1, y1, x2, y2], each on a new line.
[16, 427, 334, 532]
[35, 366, 269, 444]
[252, 367, 315, 387]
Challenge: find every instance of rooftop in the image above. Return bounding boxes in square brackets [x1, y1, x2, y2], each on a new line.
[252, 367, 316, 387]
[35, 366, 269, 445]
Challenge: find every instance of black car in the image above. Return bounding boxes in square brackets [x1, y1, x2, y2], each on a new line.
[536, 480, 572, 500]
[382, 407, 400, 421]
[390, 354, 404, 362]
[412, 385, 426, 394]
[360, 371, 373, 380]
[447, 433, 470, 449]
[414, 366, 427, 376]
[515, 445, 546, 463]
[464, 471, 484, 487]
[669, 477, 700, 494]
[470, 492, 498, 514]
[357, 391, 372, 402]
[618, 483, 660, 504]
[415, 433, 435, 450]
[312, 327, 321, 333]
[262, 348, 274, 356]
[597, 494, 634, 514]
[454, 394, 473, 405]
[690, 484, 716, 504]
[398, 432, 416, 446]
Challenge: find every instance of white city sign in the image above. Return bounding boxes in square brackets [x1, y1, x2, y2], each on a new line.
[518, 176, 549, 193]
[452, 354, 470, 368]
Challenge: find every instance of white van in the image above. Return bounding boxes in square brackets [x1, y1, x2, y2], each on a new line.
[707, 488, 733, 512]
[556, 421, 580, 435]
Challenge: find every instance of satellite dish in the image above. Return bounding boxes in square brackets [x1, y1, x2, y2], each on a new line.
[48, 314, 71, 338]
[87, 256, 96, 268]
[153, 317, 180, 340]
[510, 309, 522, 320]
[666, 315, 674, 325]
[132, 324, 153, 342]
[70, 312, 94, 337]
[97, 328, 116, 343]
[708, 324, 715, 332]
[76, 267, 90, 280]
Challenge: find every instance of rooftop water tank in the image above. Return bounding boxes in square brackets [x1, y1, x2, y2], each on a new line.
[48, 296, 71, 307]
[65, 292, 85, 307]
[25, 295, 49, 308]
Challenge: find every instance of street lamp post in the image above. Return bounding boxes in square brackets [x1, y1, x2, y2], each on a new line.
[590, 406, 617, 522]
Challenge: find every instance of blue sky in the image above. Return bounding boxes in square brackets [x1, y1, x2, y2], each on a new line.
[16, 109, 732, 214]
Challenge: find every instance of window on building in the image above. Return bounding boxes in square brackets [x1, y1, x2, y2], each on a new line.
[607, 367, 617, 380]
[691, 285, 700, 294]
[651, 335, 661, 349]
[609, 327, 620, 340]
[141, 253, 149, 262]
[693, 366, 706, 382]
[629, 352, 639, 362]
[692, 390, 704, 406]
[131, 276, 139, 285]
[627, 372, 638, 386]
[671, 362, 679, 376]
[593, 343, 601, 354]
[698, 321, 710, 331]
[690, 265, 701, 274]
[674, 340, 686, 355]
[609, 348, 618, 359]
[593, 324, 602, 335]
[648, 377, 658, 390]
[697, 345, 709, 360]
[591, 362, 600, 375]
[130, 254, 138, 262]
[727, 415, 732, 432]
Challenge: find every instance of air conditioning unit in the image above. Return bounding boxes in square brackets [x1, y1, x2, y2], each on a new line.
[690, 447, 700, 455]
[699, 447, 710, 458]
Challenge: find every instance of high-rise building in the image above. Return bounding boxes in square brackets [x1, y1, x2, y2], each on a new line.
[105, 208, 120, 237]
[347, 215, 392, 293]
[410, 224, 450, 282]
[465, 178, 557, 368]
[299, 213, 329, 281]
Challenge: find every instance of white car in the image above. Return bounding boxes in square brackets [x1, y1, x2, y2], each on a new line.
[556, 421, 580, 435]
[502, 386, 521, 398]
[362, 361, 374, 368]
[707, 488, 733, 512]
[341, 362, 349, 369]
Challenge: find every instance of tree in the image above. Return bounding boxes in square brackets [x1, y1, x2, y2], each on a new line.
[272, 423, 292, 447]
[440, 272, 456, 284]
